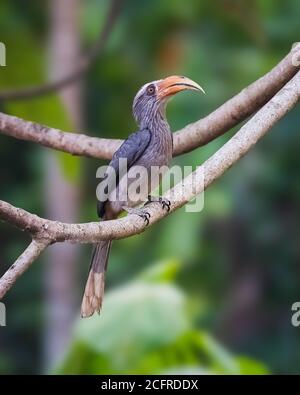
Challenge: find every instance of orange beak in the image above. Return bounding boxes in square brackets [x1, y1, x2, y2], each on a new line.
[157, 75, 205, 100]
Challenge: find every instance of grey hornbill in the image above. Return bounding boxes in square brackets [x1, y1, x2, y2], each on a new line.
[81, 75, 204, 318]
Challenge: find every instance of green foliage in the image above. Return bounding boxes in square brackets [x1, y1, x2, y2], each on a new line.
[56, 262, 268, 374]
[0, 9, 81, 183]
[1, 0, 300, 375]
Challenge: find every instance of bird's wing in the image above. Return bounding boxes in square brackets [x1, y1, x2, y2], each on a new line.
[97, 128, 151, 218]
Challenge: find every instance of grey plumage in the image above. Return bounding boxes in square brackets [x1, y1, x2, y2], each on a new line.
[97, 128, 152, 218]
[81, 76, 203, 318]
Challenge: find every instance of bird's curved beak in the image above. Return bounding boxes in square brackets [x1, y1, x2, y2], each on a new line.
[157, 75, 205, 99]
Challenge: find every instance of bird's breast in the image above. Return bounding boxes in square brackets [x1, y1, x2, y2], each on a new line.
[108, 128, 173, 213]
[137, 128, 173, 168]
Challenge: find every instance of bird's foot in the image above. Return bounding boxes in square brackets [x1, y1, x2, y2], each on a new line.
[122, 206, 151, 226]
[145, 195, 171, 212]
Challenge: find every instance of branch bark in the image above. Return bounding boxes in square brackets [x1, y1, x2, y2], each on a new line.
[0, 0, 124, 101]
[0, 239, 50, 299]
[1, 70, 299, 299]
[0, 44, 299, 159]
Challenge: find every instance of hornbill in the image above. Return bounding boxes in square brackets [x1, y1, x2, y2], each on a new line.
[81, 75, 204, 318]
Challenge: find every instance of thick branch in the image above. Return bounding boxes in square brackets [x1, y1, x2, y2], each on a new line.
[1, 70, 299, 246]
[0, 239, 50, 299]
[0, 44, 299, 159]
[0, 0, 124, 101]
[0, 113, 122, 160]
[0, 69, 299, 300]
[174, 43, 300, 155]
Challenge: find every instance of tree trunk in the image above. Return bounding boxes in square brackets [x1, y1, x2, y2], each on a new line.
[44, 0, 84, 368]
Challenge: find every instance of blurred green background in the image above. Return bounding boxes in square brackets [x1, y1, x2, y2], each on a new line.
[0, 0, 299, 375]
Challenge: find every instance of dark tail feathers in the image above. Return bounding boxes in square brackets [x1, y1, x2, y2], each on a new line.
[81, 240, 112, 318]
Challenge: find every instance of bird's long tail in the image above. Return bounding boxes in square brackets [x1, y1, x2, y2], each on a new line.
[81, 239, 112, 318]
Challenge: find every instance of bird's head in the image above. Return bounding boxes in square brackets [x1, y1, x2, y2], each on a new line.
[132, 75, 205, 127]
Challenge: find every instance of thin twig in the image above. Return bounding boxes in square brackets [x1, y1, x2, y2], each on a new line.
[0, 70, 299, 300]
[0, 43, 299, 159]
[0, 239, 50, 299]
[0, 0, 124, 101]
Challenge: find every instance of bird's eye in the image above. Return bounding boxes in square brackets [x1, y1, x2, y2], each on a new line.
[147, 84, 155, 95]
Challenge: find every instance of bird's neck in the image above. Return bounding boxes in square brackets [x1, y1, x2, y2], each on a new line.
[140, 106, 170, 135]
[143, 109, 173, 162]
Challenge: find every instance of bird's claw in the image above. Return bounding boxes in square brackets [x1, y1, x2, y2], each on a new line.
[123, 206, 151, 226]
[160, 197, 171, 212]
[146, 195, 171, 212]
[140, 210, 150, 226]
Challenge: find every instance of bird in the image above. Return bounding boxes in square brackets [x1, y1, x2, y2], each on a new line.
[81, 75, 204, 318]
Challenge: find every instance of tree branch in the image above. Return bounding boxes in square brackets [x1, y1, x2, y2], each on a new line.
[1, 70, 299, 299]
[0, 0, 124, 101]
[174, 43, 300, 155]
[0, 44, 299, 159]
[0, 239, 50, 299]
[0, 112, 122, 160]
